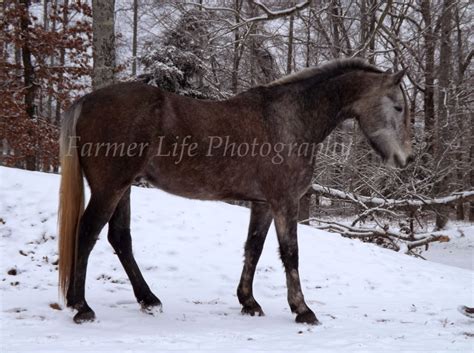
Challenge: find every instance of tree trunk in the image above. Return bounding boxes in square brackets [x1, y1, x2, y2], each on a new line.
[329, 0, 341, 58]
[43, 0, 49, 30]
[19, 0, 36, 170]
[360, 0, 367, 48]
[131, 0, 138, 76]
[454, 2, 468, 220]
[92, 0, 116, 90]
[305, 6, 311, 67]
[456, 200, 464, 220]
[231, 0, 242, 93]
[367, 0, 377, 63]
[420, 0, 436, 157]
[0, 1, 6, 60]
[39, 0, 49, 118]
[20, 0, 35, 120]
[286, 6, 294, 74]
[434, 0, 453, 229]
[55, 0, 68, 124]
[470, 141, 474, 221]
[47, 0, 57, 121]
[248, 2, 257, 86]
[436, 0, 453, 160]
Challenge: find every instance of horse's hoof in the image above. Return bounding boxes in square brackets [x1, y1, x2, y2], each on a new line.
[139, 293, 161, 306]
[141, 304, 163, 316]
[241, 304, 265, 317]
[295, 310, 320, 325]
[73, 309, 96, 324]
[140, 300, 163, 316]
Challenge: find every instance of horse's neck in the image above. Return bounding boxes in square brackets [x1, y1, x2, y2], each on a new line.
[300, 73, 363, 144]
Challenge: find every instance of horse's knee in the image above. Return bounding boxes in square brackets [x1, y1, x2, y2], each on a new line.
[278, 241, 298, 269]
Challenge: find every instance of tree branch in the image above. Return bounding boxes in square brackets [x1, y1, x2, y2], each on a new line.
[251, 0, 311, 20]
[312, 183, 474, 209]
[308, 218, 450, 254]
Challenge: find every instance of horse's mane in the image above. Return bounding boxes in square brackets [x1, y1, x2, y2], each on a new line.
[266, 58, 384, 87]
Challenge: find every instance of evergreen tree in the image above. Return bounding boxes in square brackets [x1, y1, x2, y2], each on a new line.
[140, 9, 225, 99]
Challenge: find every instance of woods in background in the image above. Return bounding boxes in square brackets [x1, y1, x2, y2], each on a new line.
[1, 0, 473, 225]
[1, 0, 92, 170]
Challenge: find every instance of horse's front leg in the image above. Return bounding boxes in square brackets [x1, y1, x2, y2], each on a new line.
[272, 198, 319, 325]
[237, 202, 273, 316]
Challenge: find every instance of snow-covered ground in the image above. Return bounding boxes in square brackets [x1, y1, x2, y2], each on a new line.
[420, 224, 473, 271]
[0, 166, 473, 352]
[310, 214, 474, 272]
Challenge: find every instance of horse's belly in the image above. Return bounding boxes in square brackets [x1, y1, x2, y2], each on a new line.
[142, 158, 263, 202]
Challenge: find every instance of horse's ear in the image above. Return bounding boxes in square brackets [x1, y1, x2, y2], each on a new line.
[391, 69, 406, 85]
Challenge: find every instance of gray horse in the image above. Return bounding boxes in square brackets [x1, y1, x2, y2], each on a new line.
[58, 58, 412, 324]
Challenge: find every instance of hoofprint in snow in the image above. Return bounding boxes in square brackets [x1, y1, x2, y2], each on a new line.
[0, 167, 472, 352]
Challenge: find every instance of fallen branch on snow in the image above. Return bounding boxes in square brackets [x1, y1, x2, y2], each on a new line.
[308, 218, 450, 256]
[311, 184, 474, 209]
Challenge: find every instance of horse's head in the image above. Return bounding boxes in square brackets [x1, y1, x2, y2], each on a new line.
[351, 70, 413, 168]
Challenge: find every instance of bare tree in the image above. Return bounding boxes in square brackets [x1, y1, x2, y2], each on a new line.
[286, 1, 295, 74]
[19, 0, 37, 170]
[55, 0, 69, 124]
[131, 0, 138, 76]
[92, 0, 116, 89]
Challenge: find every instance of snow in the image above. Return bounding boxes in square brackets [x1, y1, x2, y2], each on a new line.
[0, 166, 473, 352]
[420, 224, 474, 271]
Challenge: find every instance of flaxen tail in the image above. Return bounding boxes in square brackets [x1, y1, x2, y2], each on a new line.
[58, 101, 84, 299]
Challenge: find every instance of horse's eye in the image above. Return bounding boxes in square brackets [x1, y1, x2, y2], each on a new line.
[394, 106, 403, 112]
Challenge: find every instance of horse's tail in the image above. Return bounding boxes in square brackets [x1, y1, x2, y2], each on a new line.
[58, 101, 84, 300]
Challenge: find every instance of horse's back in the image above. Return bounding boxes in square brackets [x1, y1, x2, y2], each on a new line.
[78, 81, 165, 130]
[76, 82, 263, 141]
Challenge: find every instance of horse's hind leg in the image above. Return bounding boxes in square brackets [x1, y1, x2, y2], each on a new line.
[67, 190, 126, 323]
[237, 202, 273, 316]
[107, 187, 162, 312]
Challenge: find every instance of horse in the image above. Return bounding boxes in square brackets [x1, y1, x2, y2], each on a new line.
[58, 58, 413, 324]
